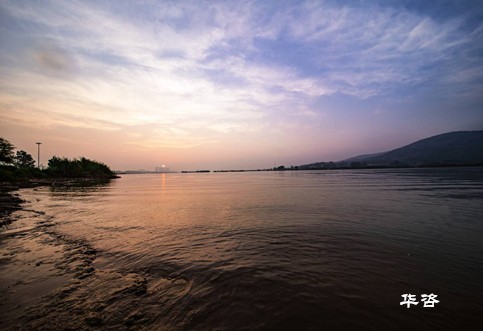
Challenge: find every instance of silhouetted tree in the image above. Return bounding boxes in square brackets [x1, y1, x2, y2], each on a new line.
[0, 137, 15, 166]
[47, 156, 114, 178]
[1, 137, 115, 182]
[15, 150, 35, 168]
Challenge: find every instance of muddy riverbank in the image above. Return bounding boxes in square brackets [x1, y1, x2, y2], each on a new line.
[1, 180, 173, 330]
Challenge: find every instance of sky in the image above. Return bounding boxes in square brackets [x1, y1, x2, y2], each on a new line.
[1, 0, 482, 171]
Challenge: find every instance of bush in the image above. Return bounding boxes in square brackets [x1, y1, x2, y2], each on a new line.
[46, 156, 114, 178]
[0, 137, 115, 182]
[0, 167, 16, 181]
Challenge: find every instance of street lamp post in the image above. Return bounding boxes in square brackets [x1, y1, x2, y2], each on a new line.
[36, 142, 42, 168]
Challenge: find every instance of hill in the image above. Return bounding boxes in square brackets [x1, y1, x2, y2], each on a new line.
[341, 152, 385, 163]
[300, 130, 483, 169]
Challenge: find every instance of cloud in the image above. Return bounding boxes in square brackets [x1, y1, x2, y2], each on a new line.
[1, 0, 482, 168]
[33, 43, 73, 74]
[280, 1, 481, 97]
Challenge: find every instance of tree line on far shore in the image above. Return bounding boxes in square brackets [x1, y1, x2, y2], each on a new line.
[0, 137, 115, 181]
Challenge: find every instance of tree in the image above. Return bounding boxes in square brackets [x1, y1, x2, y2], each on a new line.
[47, 156, 114, 178]
[0, 137, 15, 166]
[15, 150, 36, 168]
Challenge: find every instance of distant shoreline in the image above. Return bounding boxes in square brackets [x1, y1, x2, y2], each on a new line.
[218, 163, 483, 172]
[123, 163, 483, 174]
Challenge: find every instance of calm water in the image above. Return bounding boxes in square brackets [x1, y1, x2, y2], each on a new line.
[4, 168, 483, 329]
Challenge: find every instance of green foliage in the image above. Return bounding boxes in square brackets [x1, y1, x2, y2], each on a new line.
[14, 166, 45, 179]
[0, 137, 15, 166]
[15, 150, 36, 168]
[0, 164, 45, 181]
[0, 166, 16, 181]
[0, 137, 114, 182]
[1, 138, 39, 181]
[46, 156, 114, 178]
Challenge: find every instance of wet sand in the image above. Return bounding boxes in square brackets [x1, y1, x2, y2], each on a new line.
[0, 185, 185, 330]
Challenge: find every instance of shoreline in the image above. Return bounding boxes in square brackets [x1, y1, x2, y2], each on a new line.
[0, 179, 174, 330]
[1, 177, 116, 226]
[0, 184, 99, 328]
[0, 186, 24, 228]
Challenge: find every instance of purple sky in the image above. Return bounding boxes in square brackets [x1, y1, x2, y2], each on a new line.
[1, 0, 482, 171]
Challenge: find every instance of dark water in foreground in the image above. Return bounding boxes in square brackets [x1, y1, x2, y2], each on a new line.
[2, 168, 483, 330]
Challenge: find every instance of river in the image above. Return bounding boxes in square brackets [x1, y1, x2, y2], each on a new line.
[1, 168, 483, 330]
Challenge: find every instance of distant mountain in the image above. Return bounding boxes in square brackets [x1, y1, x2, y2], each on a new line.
[340, 152, 385, 163]
[361, 131, 483, 166]
[300, 130, 483, 169]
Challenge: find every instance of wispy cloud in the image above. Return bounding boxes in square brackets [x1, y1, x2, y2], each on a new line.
[1, 0, 482, 168]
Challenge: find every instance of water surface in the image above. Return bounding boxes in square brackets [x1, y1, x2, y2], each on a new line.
[2, 168, 483, 330]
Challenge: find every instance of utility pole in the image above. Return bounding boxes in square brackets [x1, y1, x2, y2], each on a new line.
[36, 142, 42, 168]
